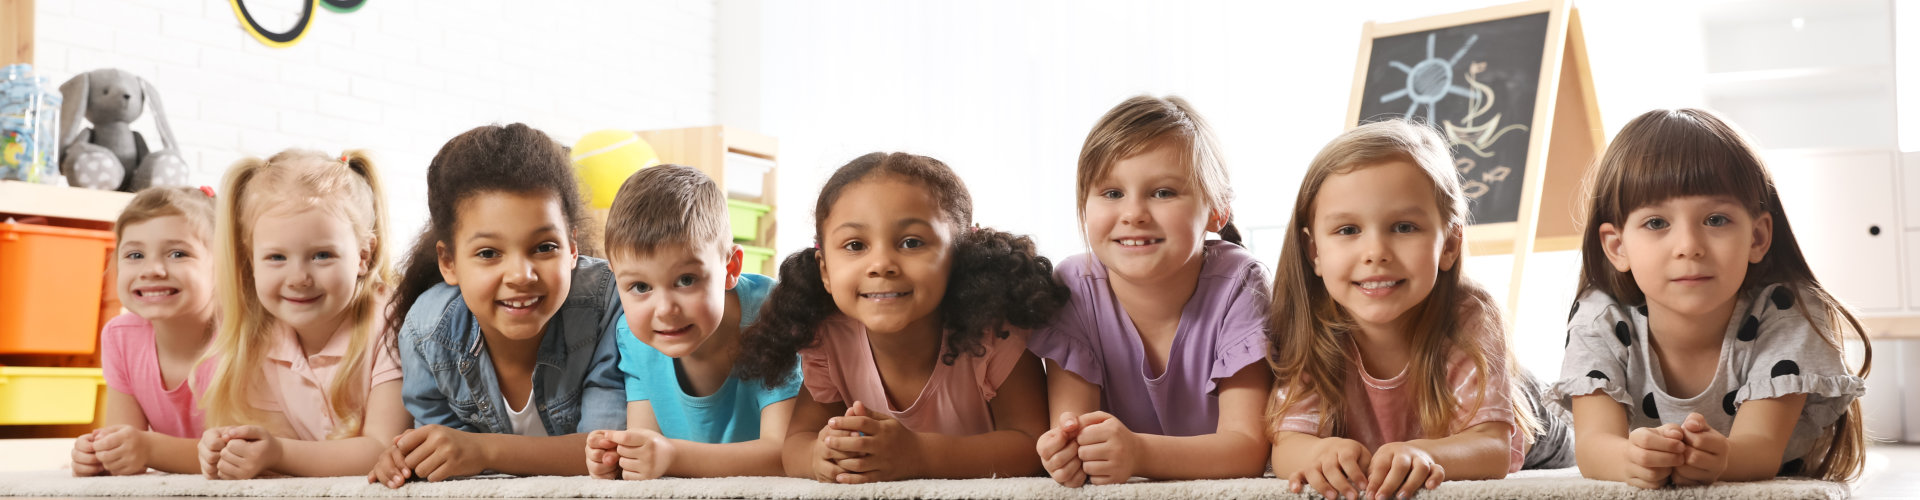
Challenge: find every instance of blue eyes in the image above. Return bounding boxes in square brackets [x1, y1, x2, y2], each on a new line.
[627, 275, 700, 295]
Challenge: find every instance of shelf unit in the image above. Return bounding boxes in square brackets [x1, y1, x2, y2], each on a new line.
[633, 126, 780, 275]
[0, 181, 130, 437]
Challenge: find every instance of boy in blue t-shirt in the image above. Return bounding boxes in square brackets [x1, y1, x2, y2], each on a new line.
[584, 165, 801, 479]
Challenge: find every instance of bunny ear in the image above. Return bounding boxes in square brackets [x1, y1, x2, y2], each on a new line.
[57, 72, 90, 149]
[139, 77, 177, 151]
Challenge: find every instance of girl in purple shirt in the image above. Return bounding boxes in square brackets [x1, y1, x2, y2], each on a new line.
[1030, 95, 1274, 486]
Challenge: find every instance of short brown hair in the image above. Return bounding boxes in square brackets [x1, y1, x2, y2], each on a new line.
[604, 164, 729, 259]
[115, 186, 216, 243]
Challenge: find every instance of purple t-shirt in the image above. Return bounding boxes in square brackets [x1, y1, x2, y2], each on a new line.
[1028, 240, 1271, 437]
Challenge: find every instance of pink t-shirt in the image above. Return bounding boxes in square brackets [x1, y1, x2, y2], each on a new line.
[244, 313, 402, 441]
[799, 315, 1029, 436]
[1274, 340, 1525, 472]
[99, 313, 216, 439]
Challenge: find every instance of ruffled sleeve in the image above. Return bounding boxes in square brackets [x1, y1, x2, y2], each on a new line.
[798, 341, 843, 404]
[973, 328, 1032, 401]
[1550, 290, 1635, 410]
[1208, 245, 1273, 392]
[1026, 255, 1104, 384]
[1733, 285, 1865, 428]
[1270, 385, 1325, 436]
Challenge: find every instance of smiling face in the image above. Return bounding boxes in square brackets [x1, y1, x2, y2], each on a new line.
[1306, 160, 1459, 336]
[1081, 142, 1215, 284]
[1600, 195, 1772, 324]
[611, 240, 742, 359]
[436, 191, 578, 342]
[250, 206, 370, 339]
[116, 215, 216, 324]
[817, 176, 955, 337]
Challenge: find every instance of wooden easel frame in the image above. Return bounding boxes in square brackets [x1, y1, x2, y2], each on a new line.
[1347, 0, 1602, 315]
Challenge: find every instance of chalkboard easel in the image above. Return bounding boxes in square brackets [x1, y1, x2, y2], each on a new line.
[1347, 0, 1601, 315]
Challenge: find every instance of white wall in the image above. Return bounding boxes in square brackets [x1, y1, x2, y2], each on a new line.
[746, 0, 1712, 378]
[34, 0, 720, 244]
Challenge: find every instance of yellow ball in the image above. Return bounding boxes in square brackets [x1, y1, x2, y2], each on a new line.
[572, 130, 660, 208]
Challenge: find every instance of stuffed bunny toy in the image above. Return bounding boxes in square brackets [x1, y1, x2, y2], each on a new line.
[58, 68, 191, 192]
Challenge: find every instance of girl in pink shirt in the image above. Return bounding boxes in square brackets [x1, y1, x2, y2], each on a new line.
[195, 150, 409, 479]
[72, 187, 220, 476]
[1266, 120, 1564, 500]
[736, 152, 1069, 483]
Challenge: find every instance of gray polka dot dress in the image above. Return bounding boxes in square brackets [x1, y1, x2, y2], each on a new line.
[1551, 283, 1865, 475]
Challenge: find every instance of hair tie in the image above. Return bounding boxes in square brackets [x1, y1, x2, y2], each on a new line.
[198, 185, 216, 198]
[339, 154, 350, 163]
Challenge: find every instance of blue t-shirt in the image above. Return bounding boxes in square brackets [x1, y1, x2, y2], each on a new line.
[615, 273, 801, 443]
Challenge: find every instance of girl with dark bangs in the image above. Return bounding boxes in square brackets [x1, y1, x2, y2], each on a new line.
[736, 152, 1069, 483]
[1554, 108, 1870, 488]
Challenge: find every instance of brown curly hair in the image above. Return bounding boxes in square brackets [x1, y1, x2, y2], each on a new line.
[736, 152, 1070, 386]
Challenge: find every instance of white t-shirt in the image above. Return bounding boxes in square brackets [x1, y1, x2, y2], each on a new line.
[504, 390, 548, 437]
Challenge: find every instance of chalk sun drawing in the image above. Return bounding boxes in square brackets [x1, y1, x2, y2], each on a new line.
[1378, 33, 1479, 125]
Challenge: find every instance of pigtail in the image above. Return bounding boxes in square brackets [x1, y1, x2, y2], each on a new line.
[938, 228, 1070, 365]
[322, 149, 392, 440]
[1216, 219, 1244, 246]
[201, 157, 272, 429]
[737, 247, 839, 387]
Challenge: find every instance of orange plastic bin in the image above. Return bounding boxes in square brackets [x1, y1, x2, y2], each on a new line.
[0, 222, 115, 354]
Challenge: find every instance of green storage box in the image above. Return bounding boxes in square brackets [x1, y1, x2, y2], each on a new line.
[727, 199, 771, 242]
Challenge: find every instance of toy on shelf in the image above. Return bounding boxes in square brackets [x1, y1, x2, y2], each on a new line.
[57, 68, 191, 192]
[0, 64, 63, 185]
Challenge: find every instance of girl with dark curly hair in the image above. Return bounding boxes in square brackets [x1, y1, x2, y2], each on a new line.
[736, 152, 1070, 483]
[366, 123, 626, 487]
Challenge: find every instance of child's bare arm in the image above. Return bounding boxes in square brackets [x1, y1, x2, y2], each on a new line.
[1128, 363, 1271, 480]
[657, 398, 795, 477]
[781, 393, 847, 480]
[1570, 394, 1685, 489]
[1682, 394, 1805, 484]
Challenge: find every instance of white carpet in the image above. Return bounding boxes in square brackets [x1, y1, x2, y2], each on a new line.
[0, 469, 1849, 499]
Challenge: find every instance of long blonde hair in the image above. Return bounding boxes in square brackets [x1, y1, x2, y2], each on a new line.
[1077, 94, 1242, 244]
[1577, 108, 1870, 481]
[202, 149, 393, 440]
[1267, 119, 1540, 442]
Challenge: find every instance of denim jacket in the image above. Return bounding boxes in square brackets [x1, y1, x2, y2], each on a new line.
[398, 255, 626, 435]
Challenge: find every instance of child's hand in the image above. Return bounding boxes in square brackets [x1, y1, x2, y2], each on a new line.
[208, 425, 282, 480]
[196, 427, 227, 478]
[807, 432, 852, 483]
[71, 431, 107, 477]
[824, 401, 920, 484]
[91, 425, 151, 476]
[1623, 424, 1687, 489]
[368, 432, 414, 488]
[391, 425, 488, 482]
[1366, 442, 1445, 500]
[1036, 412, 1086, 487]
[1288, 437, 1372, 500]
[604, 428, 676, 480]
[1074, 412, 1142, 485]
[584, 430, 621, 480]
[1673, 413, 1729, 487]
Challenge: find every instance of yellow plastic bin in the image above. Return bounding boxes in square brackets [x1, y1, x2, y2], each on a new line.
[0, 366, 105, 425]
[727, 199, 771, 242]
[741, 245, 775, 274]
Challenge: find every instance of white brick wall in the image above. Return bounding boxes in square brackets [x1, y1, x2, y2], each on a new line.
[34, 0, 719, 244]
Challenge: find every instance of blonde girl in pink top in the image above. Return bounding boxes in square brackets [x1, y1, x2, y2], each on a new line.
[72, 187, 220, 476]
[736, 152, 1070, 483]
[1266, 120, 1555, 500]
[195, 150, 408, 479]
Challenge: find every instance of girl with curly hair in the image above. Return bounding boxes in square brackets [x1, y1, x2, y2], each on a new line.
[737, 152, 1069, 483]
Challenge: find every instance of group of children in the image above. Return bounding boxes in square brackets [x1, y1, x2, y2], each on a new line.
[67, 96, 1870, 496]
